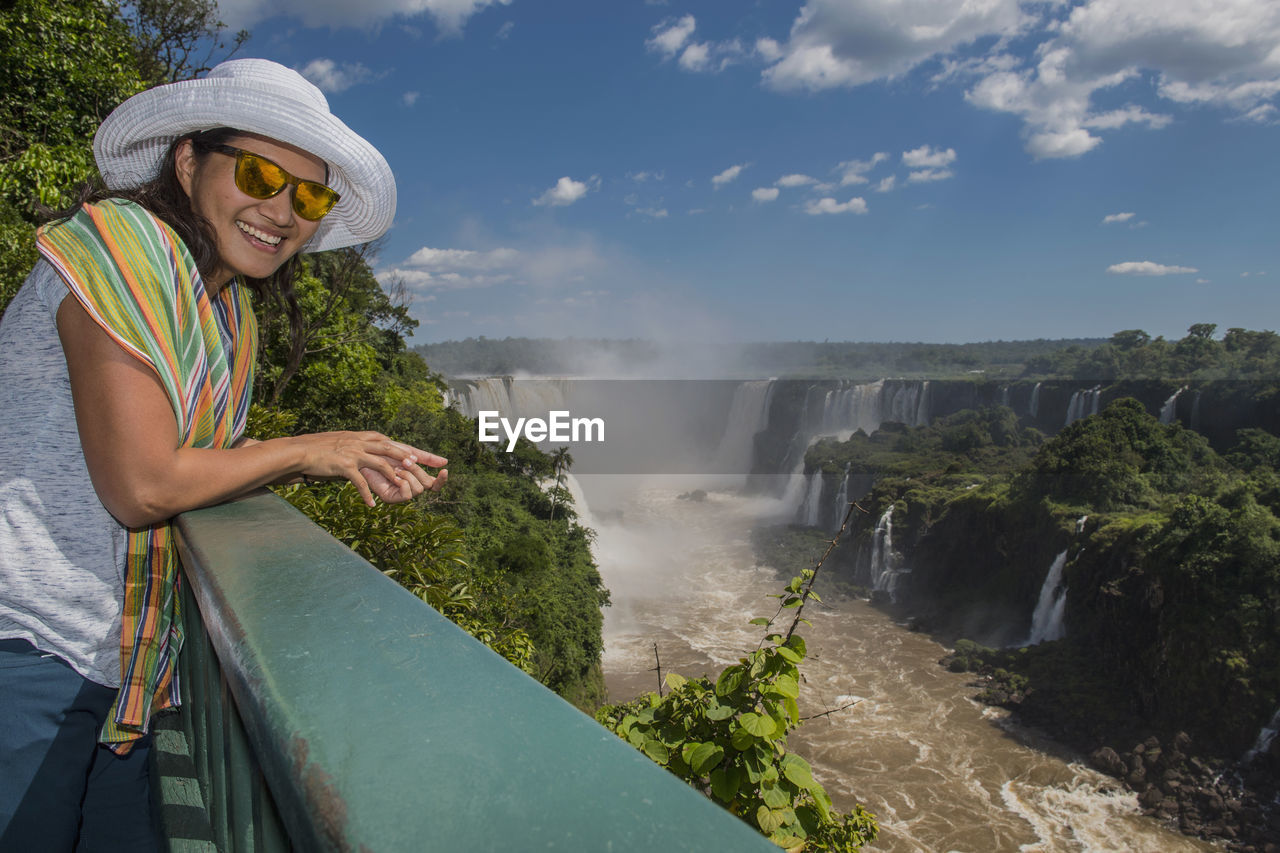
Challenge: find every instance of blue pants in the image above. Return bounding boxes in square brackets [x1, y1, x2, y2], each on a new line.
[0, 639, 159, 852]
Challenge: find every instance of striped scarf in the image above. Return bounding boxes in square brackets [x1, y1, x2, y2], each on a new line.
[37, 199, 257, 753]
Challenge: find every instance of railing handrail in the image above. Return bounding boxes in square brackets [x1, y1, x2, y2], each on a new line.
[173, 490, 775, 852]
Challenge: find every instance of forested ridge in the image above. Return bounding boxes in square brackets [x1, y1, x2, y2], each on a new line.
[807, 400, 1280, 847]
[416, 325, 1280, 381]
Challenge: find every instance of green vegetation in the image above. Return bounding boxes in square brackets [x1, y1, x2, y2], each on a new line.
[415, 336, 1106, 380]
[820, 400, 1280, 758]
[1027, 325, 1280, 380]
[415, 326, 1280, 382]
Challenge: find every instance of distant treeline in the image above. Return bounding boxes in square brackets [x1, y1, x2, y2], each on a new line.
[415, 325, 1279, 381]
[413, 336, 1105, 379]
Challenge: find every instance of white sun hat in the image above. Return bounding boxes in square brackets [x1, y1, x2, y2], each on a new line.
[93, 58, 395, 253]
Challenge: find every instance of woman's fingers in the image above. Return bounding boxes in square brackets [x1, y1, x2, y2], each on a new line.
[385, 440, 448, 469]
[361, 467, 412, 503]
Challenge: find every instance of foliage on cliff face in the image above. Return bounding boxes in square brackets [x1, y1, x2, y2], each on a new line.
[247, 254, 609, 708]
[817, 398, 1280, 758]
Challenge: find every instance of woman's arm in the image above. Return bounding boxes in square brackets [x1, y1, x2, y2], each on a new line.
[235, 435, 444, 503]
[58, 296, 446, 528]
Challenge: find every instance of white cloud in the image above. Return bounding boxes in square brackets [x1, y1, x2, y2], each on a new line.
[907, 168, 954, 182]
[712, 163, 748, 187]
[403, 91, 420, 106]
[752, 187, 781, 202]
[386, 238, 613, 295]
[1107, 261, 1199, 275]
[647, 14, 746, 72]
[679, 42, 712, 72]
[298, 59, 376, 93]
[1102, 211, 1135, 224]
[875, 175, 896, 192]
[628, 170, 664, 182]
[776, 174, 817, 187]
[216, 0, 511, 33]
[746, 0, 1280, 159]
[836, 152, 888, 185]
[637, 207, 669, 218]
[532, 176, 597, 207]
[496, 20, 514, 39]
[404, 246, 520, 270]
[902, 145, 957, 181]
[967, 0, 1280, 157]
[761, 0, 1028, 91]
[379, 268, 512, 292]
[902, 145, 957, 169]
[647, 14, 697, 58]
[804, 196, 868, 215]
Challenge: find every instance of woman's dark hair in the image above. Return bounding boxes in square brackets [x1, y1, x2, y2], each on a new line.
[45, 127, 302, 302]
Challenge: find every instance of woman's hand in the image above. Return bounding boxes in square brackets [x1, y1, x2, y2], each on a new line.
[292, 432, 447, 507]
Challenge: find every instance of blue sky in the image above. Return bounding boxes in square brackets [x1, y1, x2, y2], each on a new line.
[213, 0, 1279, 344]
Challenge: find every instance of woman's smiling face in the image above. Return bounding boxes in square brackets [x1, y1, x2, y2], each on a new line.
[175, 132, 327, 291]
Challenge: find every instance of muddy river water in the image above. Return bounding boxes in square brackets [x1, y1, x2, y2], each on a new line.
[590, 480, 1216, 853]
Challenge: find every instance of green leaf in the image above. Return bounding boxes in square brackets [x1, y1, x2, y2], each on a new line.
[739, 713, 775, 738]
[664, 672, 687, 690]
[771, 674, 800, 699]
[705, 703, 735, 721]
[784, 697, 800, 725]
[715, 665, 745, 697]
[688, 742, 725, 775]
[731, 725, 758, 751]
[782, 596, 802, 608]
[749, 617, 770, 625]
[775, 645, 803, 663]
[762, 782, 789, 809]
[781, 754, 815, 789]
[642, 738, 670, 765]
[785, 636, 807, 657]
[709, 766, 741, 802]
[756, 806, 782, 835]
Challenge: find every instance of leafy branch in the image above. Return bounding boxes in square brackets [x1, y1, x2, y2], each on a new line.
[595, 499, 877, 851]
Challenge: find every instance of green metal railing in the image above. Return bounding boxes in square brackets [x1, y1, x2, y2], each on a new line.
[152, 490, 774, 852]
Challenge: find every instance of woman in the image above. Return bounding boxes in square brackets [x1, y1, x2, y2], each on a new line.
[0, 59, 445, 850]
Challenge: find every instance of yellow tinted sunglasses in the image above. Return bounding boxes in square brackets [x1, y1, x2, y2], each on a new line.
[210, 144, 340, 221]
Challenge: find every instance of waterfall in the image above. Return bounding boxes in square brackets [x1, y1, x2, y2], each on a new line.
[451, 376, 571, 420]
[798, 471, 824, 527]
[999, 385, 1010, 409]
[869, 507, 909, 601]
[1159, 387, 1185, 425]
[1029, 382, 1042, 418]
[830, 463, 852, 531]
[1064, 385, 1102, 427]
[1242, 707, 1280, 765]
[1026, 516, 1087, 645]
[1026, 550, 1069, 645]
[713, 380, 774, 473]
[882, 380, 931, 428]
